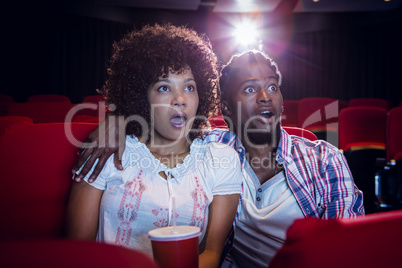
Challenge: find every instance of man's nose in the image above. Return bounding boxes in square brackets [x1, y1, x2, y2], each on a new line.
[257, 88, 272, 103]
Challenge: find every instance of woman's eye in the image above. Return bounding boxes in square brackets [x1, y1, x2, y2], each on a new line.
[244, 87, 256, 93]
[267, 85, 278, 92]
[185, 85, 195, 92]
[157, 86, 170, 92]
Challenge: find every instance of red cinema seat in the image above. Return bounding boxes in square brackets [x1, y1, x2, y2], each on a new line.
[7, 101, 73, 123]
[386, 107, 402, 162]
[338, 107, 387, 152]
[338, 107, 387, 213]
[0, 116, 33, 135]
[0, 94, 13, 116]
[338, 99, 349, 111]
[298, 97, 339, 145]
[0, 122, 98, 240]
[283, 126, 317, 141]
[0, 94, 13, 103]
[75, 95, 108, 117]
[270, 210, 402, 268]
[82, 94, 106, 104]
[27, 94, 71, 103]
[349, 98, 392, 111]
[0, 239, 158, 268]
[281, 100, 299, 127]
[209, 109, 228, 129]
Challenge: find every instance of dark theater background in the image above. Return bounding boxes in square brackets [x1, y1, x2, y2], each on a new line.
[1, 0, 402, 103]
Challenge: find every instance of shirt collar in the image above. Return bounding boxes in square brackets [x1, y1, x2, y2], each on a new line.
[275, 127, 293, 165]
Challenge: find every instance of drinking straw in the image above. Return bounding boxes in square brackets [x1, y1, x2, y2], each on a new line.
[172, 195, 176, 227]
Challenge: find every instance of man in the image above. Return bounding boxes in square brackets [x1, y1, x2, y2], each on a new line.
[72, 49, 364, 267]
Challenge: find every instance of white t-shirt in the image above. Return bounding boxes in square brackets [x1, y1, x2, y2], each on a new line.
[229, 160, 304, 268]
[82, 135, 242, 256]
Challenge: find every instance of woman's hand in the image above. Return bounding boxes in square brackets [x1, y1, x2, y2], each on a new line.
[72, 115, 126, 183]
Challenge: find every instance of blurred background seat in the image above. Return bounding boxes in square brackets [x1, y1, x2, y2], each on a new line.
[349, 98, 392, 111]
[7, 101, 73, 123]
[75, 95, 108, 117]
[0, 94, 14, 116]
[0, 116, 33, 136]
[281, 100, 299, 127]
[0, 122, 98, 240]
[269, 210, 402, 268]
[298, 97, 339, 145]
[338, 106, 387, 213]
[376, 106, 402, 210]
[283, 126, 318, 141]
[0, 239, 158, 268]
[27, 94, 71, 103]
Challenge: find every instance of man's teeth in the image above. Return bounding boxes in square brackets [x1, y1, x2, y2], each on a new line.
[260, 111, 273, 118]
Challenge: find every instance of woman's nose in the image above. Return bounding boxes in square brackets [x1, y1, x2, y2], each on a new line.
[172, 91, 186, 107]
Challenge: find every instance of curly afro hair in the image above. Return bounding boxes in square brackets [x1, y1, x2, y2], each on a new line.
[100, 23, 219, 141]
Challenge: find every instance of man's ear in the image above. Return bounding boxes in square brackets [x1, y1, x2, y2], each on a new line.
[221, 101, 232, 116]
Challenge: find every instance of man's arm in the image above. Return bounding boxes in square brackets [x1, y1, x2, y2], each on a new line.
[72, 114, 126, 183]
[323, 151, 365, 218]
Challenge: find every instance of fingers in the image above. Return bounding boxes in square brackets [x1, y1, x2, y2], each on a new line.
[72, 147, 94, 175]
[113, 153, 123, 171]
[88, 155, 110, 183]
[73, 152, 100, 182]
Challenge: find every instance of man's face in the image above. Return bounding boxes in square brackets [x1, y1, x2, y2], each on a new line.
[223, 61, 283, 145]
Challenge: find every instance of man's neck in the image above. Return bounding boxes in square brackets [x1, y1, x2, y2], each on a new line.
[242, 138, 279, 185]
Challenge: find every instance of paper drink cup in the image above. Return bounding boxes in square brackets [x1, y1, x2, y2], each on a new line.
[148, 225, 201, 268]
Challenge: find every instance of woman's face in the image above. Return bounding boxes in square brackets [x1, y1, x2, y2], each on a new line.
[147, 67, 199, 145]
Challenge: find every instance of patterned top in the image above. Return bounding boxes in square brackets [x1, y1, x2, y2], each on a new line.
[204, 127, 365, 219]
[82, 135, 242, 256]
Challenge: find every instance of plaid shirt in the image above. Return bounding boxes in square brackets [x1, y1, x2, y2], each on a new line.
[204, 127, 365, 219]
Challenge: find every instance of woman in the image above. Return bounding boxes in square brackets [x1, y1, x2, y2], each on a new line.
[66, 24, 242, 268]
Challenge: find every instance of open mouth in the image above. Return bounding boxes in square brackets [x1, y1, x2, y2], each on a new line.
[170, 114, 187, 127]
[260, 110, 274, 119]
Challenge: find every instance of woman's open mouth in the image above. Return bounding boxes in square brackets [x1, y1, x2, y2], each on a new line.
[170, 112, 187, 128]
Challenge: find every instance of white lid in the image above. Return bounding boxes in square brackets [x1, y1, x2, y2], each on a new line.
[148, 226, 201, 241]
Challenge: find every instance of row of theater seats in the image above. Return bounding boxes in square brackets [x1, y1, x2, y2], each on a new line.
[0, 94, 107, 123]
[0, 122, 158, 267]
[338, 106, 402, 213]
[0, 120, 401, 267]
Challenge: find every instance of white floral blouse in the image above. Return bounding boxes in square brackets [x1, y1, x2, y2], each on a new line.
[82, 135, 242, 256]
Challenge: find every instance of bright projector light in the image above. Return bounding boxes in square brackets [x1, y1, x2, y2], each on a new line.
[233, 22, 258, 46]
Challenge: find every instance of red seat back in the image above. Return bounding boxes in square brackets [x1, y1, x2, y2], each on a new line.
[281, 100, 299, 127]
[338, 107, 387, 151]
[76, 95, 108, 117]
[0, 239, 158, 268]
[0, 116, 33, 135]
[7, 102, 73, 123]
[386, 107, 402, 161]
[27, 94, 71, 103]
[270, 210, 402, 268]
[283, 126, 318, 141]
[349, 98, 392, 111]
[0, 94, 13, 103]
[298, 97, 338, 131]
[0, 123, 97, 240]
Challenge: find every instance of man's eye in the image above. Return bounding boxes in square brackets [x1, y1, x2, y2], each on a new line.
[244, 87, 256, 93]
[157, 86, 169, 92]
[185, 85, 195, 92]
[267, 85, 278, 92]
